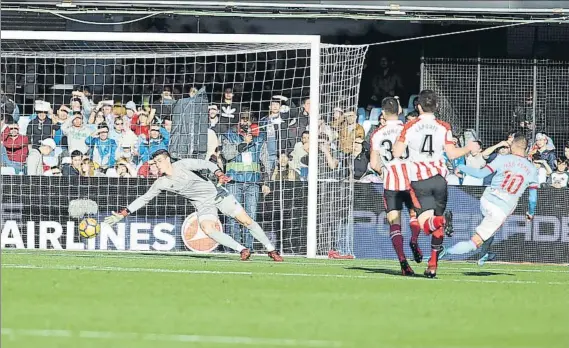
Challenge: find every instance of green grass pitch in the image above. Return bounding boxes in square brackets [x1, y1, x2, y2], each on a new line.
[2, 250, 568, 348]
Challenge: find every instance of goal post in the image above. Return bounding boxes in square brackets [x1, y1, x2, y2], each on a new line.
[0, 30, 367, 258]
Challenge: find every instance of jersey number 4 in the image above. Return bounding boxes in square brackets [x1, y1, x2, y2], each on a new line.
[421, 134, 434, 156]
[381, 139, 409, 162]
[501, 171, 524, 194]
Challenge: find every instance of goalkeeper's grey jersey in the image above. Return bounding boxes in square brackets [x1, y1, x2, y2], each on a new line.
[127, 159, 220, 213]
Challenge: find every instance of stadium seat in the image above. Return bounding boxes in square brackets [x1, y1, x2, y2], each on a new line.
[369, 107, 382, 122]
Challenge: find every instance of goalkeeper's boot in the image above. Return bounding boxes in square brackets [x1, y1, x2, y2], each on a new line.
[400, 260, 415, 276]
[477, 253, 490, 267]
[268, 250, 283, 262]
[443, 211, 454, 237]
[409, 241, 423, 264]
[240, 248, 251, 261]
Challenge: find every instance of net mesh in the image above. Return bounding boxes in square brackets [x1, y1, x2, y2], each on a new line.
[0, 36, 368, 256]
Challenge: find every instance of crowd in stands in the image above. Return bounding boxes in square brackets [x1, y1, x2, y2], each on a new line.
[1, 85, 568, 189]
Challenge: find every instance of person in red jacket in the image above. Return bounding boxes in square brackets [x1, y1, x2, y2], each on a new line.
[1, 123, 29, 173]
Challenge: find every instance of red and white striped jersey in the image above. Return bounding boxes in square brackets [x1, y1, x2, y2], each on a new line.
[397, 113, 453, 181]
[370, 120, 411, 191]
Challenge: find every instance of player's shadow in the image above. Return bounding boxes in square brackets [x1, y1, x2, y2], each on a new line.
[139, 253, 233, 260]
[462, 271, 515, 277]
[347, 266, 404, 277]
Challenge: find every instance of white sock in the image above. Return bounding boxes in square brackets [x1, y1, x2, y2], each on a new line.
[205, 230, 246, 252]
[247, 221, 275, 252]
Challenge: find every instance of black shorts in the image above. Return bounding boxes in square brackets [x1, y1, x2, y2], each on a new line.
[383, 190, 414, 213]
[410, 175, 448, 217]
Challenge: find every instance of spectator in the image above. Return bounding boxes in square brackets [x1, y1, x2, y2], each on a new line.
[61, 111, 95, 156]
[137, 158, 161, 178]
[26, 101, 60, 162]
[371, 56, 404, 102]
[52, 106, 71, 147]
[512, 93, 545, 137]
[124, 101, 138, 131]
[1, 122, 28, 173]
[532, 153, 552, 186]
[337, 111, 365, 155]
[564, 142, 569, 160]
[80, 157, 96, 177]
[70, 90, 92, 117]
[301, 135, 339, 179]
[529, 133, 557, 170]
[153, 92, 174, 133]
[0, 88, 20, 122]
[61, 150, 83, 176]
[138, 124, 170, 164]
[272, 151, 299, 181]
[218, 87, 241, 134]
[44, 166, 62, 176]
[221, 112, 270, 251]
[548, 157, 568, 188]
[290, 130, 309, 172]
[27, 138, 56, 175]
[170, 85, 209, 158]
[130, 108, 156, 141]
[106, 158, 137, 178]
[109, 116, 138, 158]
[288, 97, 310, 145]
[85, 123, 117, 170]
[343, 137, 370, 180]
[89, 99, 114, 126]
[405, 96, 419, 120]
[259, 95, 295, 174]
[465, 140, 486, 169]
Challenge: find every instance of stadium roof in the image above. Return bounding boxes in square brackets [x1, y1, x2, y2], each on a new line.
[1, 0, 569, 23]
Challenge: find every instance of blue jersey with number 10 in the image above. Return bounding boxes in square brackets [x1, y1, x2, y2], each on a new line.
[483, 154, 539, 214]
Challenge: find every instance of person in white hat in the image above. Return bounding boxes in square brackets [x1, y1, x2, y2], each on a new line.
[26, 138, 56, 175]
[61, 111, 95, 155]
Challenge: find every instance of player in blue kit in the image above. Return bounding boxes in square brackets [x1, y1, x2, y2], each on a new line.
[444, 135, 538, 263]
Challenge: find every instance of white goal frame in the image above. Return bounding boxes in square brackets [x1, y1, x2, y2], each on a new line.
[0, 30, 321, 258]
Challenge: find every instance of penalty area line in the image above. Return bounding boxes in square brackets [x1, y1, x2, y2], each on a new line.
[0, 328, 343, 347]
[2, 264, 568, 286]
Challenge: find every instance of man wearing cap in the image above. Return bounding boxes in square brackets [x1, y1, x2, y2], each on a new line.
[530, 132, 557, 171]
[61, 110, 95, 155]
[1, 122, 28, 173]
[27, 138, 56, 175]
[259, 95, 295, 174]
[26, 100, 60, 161]
[124, 101, 137, 131]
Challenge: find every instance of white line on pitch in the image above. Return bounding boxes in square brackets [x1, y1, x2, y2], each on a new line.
[1, 328, 342, 347]
[4, 250, 568, 274]
[3, 264, 567, 285]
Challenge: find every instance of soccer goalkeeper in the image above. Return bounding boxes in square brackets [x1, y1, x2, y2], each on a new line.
[104, 149, 283, 262]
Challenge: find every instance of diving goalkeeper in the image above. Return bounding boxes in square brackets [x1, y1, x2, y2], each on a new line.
[444, 135, 538, 265]
[104, 149, 283, 262]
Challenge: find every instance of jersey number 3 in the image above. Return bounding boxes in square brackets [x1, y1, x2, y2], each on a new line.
[381, 139, 409, 162]
[501, 171, 524, 194]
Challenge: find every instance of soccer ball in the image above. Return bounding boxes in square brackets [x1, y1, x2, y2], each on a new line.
[78, 217, 101, 239]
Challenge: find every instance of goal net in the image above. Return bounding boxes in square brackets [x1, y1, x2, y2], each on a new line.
[0, 31, 368, 258]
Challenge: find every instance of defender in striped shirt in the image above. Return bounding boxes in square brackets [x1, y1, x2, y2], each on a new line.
[370, 97, 423, 276]
[392, 90, 479, 278]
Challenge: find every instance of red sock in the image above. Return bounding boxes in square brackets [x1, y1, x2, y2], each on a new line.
[389, 224, 406, 262]
[423, 216, 446, 235]
[428, 228, 444, 267]
[409, 217, 421, 243]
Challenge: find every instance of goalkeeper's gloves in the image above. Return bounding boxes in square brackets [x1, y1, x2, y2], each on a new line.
[104, 209, 129, 226]
[214, 170, 232, 185]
